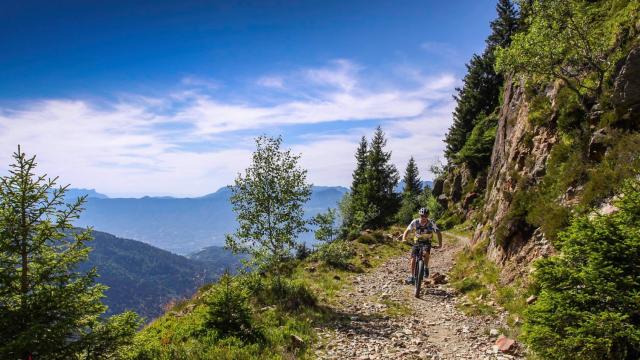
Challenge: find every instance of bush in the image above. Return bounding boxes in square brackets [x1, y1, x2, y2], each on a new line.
[355, 230, 386, 244]
[523, 179, 640, 359]
[204, 273, 257, 341]
[456, 113, 498, 171]
[311, 240, 355, 269]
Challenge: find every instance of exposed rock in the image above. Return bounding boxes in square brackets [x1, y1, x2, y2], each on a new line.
[613, 46, 640, 118]
[526, 295, 538, 304]
[495, 335, 516, 354]
[437, 194, 448, 208]
[450, 172, 463, 202]
[463, 192, 479, 209]
[432, 178, 445, 197]
[588, 128, 609, 162]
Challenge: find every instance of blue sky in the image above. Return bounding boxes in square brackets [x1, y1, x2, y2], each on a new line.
[0, 0, 497, 197]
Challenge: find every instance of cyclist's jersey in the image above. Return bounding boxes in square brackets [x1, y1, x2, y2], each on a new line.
[406, 218, 439, 237]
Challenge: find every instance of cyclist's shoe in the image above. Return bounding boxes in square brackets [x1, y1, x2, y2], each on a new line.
[405, 276, 415, 285]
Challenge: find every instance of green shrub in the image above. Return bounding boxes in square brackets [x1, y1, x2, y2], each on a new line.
[456, 113, 498, 171]
[556, 87, 586, 133]
[523, 179, 640, 359]
[582, 133, 640, 208]
[528, 93, 553, 126]
[204, 273, 257, 341]
[311, 240, 355, 269]
[356, 230, 386, 244]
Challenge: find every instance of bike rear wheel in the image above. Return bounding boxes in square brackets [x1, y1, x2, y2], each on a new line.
[415, 259, 424, 298]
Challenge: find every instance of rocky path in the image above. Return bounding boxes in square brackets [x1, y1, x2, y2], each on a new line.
[313, 234, 523, 360]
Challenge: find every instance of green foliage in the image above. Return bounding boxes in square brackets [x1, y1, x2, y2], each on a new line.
[418, 190, 444, 221]
[523, 179, 640, 359]
[205, 273, 257, 340]
[362, 127, 400, 228]
[312, 208, 339, 243]
[556, 86, 586, 132]
[0, 147, 140, 359]
[437, 211, 464, 230]
[226, 136, 312, 275]
[581, 132, 640, 208]
[311, 240, 355, 269]
[444, 0, 518, 160]
[396, 156, 423, 224]
[401, 156, 422, 197]
[527, 92, 553, 126]
[341, 127, 399, 232]
[449, 239, 500, 315]
[456, 113, 499, 171]
[496, 0, 639, 106]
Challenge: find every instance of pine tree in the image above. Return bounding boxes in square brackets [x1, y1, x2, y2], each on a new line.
[401, 157, 422, 197]
[0, 147, 139, 360]
[443, 0, 519, 162]
[351, 136, 368, 193]
[487, 0, 519, 50]
[363, 126, 400, 228]
[396, 157, 423, 224]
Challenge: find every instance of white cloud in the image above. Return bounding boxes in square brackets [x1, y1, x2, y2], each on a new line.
[0, 60, 457, 196]
[256, 75, 285, 89]
[420, 41, 460, 60]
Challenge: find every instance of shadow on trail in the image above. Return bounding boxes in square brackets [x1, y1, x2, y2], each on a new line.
[313, 306, 402, 339]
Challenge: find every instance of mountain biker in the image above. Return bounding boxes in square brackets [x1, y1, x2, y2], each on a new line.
[401, 207, 442, 285]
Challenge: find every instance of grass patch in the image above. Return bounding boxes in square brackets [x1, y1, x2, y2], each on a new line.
[380, 299, 412, 317]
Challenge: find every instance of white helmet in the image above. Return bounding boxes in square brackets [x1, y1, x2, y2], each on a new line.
[419, 208, 428, 216]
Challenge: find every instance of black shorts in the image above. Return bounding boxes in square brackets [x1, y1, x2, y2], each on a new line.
[411, 241, 431, 258]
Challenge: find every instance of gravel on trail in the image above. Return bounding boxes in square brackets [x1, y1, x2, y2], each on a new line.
[313, 235, 524, 360]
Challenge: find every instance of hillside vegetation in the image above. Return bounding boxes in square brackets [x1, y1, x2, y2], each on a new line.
[80, 231, 241, 320]
[437, 0, 640, 358]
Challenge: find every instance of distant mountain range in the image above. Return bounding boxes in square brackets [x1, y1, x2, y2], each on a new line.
[69, 186, 348, 254]
[79, 230, 241, 321]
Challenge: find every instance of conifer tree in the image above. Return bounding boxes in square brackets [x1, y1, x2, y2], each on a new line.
[351, 136, 368, 194]
[0, 147, 139, 360]
[401, 157, 422, 198]
[444, 0, 519, 162]
[487, 0, 519, 50]
[396, 157, 423, 224]
[363, 126, 400, 228]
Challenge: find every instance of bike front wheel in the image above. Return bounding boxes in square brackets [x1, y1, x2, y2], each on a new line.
[415, 259, 424, 298]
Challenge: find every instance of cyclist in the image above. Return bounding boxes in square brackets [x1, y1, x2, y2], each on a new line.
[401, 207, 442, 285]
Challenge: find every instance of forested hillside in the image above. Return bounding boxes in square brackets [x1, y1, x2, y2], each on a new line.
[79, 230, 241, 321]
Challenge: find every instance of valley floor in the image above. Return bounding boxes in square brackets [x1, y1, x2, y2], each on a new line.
[312, 233, 523, 360]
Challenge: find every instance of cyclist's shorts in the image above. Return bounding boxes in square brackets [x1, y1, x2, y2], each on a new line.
[411, 240, 432, 257]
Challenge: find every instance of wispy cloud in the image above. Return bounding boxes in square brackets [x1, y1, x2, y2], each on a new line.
[420, 41, 460, 60]
[0, 59, 457, 196]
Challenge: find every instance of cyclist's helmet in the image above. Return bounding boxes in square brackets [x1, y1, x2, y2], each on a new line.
[418, 208, 429, 216]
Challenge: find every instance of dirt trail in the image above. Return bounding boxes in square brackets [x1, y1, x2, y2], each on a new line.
[313, 234, 522, 360]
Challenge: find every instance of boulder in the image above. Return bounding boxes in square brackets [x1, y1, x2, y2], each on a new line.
[526, 295, 538, 304]
[588, 128, 609, 161]
[432, 178, 444, 196]
[495, 335, 516, 353]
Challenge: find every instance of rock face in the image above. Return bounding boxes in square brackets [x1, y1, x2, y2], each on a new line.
[438, 45, 640, 282]
[613, 46, 640, 119]
[478, 77, 556, 265]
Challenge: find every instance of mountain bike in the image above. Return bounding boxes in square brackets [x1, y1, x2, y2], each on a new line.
[412, 238, 432, 298]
